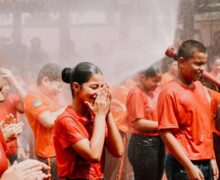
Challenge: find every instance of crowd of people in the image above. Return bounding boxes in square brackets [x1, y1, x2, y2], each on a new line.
[1, 36, 220, 180]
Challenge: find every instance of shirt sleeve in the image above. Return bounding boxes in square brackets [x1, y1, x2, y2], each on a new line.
[126, 91, 146, 122]
[24, 95, 49, 118]
[59, 118, 86, 149]
[157, 90, 179, 130]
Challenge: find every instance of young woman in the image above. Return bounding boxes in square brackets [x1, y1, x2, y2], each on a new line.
[126, 64, 165, 180]
[53, 62, 124, 180]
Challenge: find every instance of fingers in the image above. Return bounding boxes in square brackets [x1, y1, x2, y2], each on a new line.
[84, 101, 94, 112]
[211, 159, 219, 180]
[16, 159, 50, 171]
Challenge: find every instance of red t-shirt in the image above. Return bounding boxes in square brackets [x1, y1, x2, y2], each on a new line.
[0, 129, 9, 177]
[0, 93, 20, 156]
[24, 91, 60, 158]
[158, 81, 214, 160]
[126, 85, 159, 136]
[54, 106, 106, 179]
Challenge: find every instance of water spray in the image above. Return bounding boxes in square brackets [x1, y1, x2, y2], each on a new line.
[165, 46, 220, 90]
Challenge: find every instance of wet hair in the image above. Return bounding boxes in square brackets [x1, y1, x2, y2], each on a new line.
[177, 40, 206, 60]
[37, 63, 62, 85]
[140, 63, 162, 78]
[62, 62, 102, 95]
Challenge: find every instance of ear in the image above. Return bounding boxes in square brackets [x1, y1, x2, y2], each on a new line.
[41, 76, 49, 86]
[178, 57, 185, 68]
[72, 82, 80, 94]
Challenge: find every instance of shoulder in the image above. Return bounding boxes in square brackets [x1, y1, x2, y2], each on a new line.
[56, 108, 79, 128]
[159, 81, 179, 96]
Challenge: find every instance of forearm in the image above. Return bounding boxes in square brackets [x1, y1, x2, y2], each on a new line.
[160, 130, 194, 171]
[134, 119, 158, 132]
[106, 113, 124, 157]
[89, 115, 106, 160]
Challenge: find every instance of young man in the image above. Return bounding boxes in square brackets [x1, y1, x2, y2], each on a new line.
[158, 40, 219, 180]
[24, 63, 65, 180]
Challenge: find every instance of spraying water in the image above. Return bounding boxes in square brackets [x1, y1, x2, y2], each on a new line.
[0, 0, 180, 85]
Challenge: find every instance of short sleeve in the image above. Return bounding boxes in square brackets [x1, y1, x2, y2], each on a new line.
[58, 118, 87, 149]
[24, 94, 49, 118]
[126, 92, 146, 122]
[157, 90, 179, 130]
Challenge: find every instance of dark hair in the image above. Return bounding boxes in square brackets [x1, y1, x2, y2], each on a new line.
[62, 62, 102, 95]
[140, 63, 161, 78]
[177, 40, 206, 60]
[37, 63, 62, 85]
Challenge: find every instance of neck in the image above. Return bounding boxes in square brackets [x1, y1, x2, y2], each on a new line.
[72, 98, 89, 117]
[177, 73, 193, 86]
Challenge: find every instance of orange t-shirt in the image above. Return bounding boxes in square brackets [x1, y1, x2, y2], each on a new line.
[111, 85, 129, 133]
[158, 81, 214, 160]
[24, 91, 60, 158]
[0, 93, 20, 156]
[0, 128, 9, 177]
[209, 90, 220, 136]
[126, 85, 159, 136]
[54, 106, 106, 179]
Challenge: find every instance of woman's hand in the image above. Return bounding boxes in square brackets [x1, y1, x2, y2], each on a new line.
[1, 122, 23, 142]
[85, 87, 110, 118]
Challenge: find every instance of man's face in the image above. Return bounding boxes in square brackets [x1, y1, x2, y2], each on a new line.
[180, 51, 207, 82]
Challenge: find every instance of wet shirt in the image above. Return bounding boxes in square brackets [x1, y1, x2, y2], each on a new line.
[54, 106, 106, 179]
[0, 93, 20, 156]
[126, 85, 159, 136]
[158, 81, 214, 160]
[24, 91, 60, 158]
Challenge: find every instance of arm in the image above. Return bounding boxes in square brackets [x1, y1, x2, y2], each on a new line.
[133, 118, 158, 132]
[72, 114, 106, 162]
[105, 112, 124, 157]
[38, 107, 65, 128]
[159, 130, 204, 180]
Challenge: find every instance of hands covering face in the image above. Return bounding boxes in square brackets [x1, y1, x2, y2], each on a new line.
[85, 82, 111, 118]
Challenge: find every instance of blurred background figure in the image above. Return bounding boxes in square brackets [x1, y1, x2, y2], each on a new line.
[24, 63, 65, 180]
[0, 68, 27, 165]
[161, 57, 178, 86]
